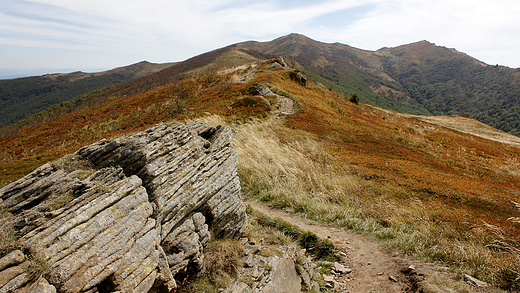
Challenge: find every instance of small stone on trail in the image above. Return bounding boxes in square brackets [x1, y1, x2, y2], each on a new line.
[464, 274, 489, 288]
[285, 207, 295, 213]
[324, 276, 334, 282]
[389, 276, 398, 282]
[333, 262, 352, 274]
[377, 272, 384, 276]
[339, 251, 347, 257]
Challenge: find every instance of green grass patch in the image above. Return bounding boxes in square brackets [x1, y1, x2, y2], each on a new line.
[252, 208, 336, 261]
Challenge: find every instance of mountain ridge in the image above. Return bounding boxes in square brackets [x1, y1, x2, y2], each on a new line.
[238, 34, 520, 135]
[3, 33, 519, 136]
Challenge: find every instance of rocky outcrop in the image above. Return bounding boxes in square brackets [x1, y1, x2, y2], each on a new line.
[249, 84, 275, 97]
[0, 120, 246, 293]
[249, 84, 295, 116]
[289, 71, 307, 87]
[224, 242, 320, 293]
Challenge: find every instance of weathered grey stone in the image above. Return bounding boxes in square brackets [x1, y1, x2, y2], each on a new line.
[295, 249, 317, 291]
[224, 281, 252, 293]
[0, 261, 30, 291]
[289, 71, 307, 86]
[27, 277, 57, 293]
[226, 245, 320, 293]
[0, 120, 246, 292]
[0, 273, 29, 293]
[249, 84, 276, 97]
[76, 121, 246, 238]
[155, 246, 177, 291]
[323, 275, 334, 282]
[333, 262, 352, 274]
[259, 255, 301, 293]
[464, 274, 489, 287]
[0, 250, 24, 271]
[162, 213, 207, 277]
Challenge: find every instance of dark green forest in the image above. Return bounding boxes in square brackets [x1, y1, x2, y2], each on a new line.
[380, 49, 520, 136]
[0, 61, 174, 128]
[0, 73, 131, 127]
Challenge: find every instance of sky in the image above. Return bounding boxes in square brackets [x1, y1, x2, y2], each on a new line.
[1, 0, 520, 77]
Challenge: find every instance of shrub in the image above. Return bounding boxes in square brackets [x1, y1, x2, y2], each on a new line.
[349, 93, 359, 105]
[298, 231, 319, 250]
[297, 231, 335, 261]
[204, 240, 244, 287]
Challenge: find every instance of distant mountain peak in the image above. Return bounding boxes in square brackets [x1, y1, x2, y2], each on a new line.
[270, 33, 312, 43]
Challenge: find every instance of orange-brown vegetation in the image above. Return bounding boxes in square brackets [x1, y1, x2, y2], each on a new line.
[238, 68, 520, 289]
[251, 69, 520, 236]
[0, 66, 271, 185]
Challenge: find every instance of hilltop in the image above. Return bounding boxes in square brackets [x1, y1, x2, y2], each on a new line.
[240, 34, 520, 136]
[3, 34, 519, 136]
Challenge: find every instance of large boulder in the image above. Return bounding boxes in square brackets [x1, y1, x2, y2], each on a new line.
[224, 244, 320, 293]
[0, 120, 246, 293]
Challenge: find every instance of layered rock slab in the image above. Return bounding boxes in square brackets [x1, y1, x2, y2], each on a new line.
[0, 121, 246, 292]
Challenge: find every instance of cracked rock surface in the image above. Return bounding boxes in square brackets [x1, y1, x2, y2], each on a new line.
[0, 120, 246, 293]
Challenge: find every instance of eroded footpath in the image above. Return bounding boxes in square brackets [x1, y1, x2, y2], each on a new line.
[246, 199, 501, 293]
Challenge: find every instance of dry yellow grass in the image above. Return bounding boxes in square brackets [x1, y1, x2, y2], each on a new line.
[235, 118, 364, 222]
[414, 114, 520, 148]
[232, 115, 515, 289]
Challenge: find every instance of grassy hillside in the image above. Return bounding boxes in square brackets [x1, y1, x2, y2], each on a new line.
[239, 34, 520, 136]
[240, 34, 433, 116]
[1, 57, 520, 290]
[378, 41, 520, 136]
[2, 46, 261, 134]
[236, 68, 520, 290]
[0, 61, 175, 127]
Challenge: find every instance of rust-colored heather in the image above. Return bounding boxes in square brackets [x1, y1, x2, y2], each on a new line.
[1, 63, 520, 288]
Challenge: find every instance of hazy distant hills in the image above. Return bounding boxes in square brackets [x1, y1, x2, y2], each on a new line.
[0, 61, 175, 128]
[240, 34, 520, 135]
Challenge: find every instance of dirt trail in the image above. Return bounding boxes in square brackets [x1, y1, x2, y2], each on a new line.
[235, 82, 501, 292]
[246, 200, 427, 292]
[242, 87, 423, 292]
[275, 95, 295, 116]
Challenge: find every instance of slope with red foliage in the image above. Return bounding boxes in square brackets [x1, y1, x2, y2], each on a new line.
[1, 58, 520, 288]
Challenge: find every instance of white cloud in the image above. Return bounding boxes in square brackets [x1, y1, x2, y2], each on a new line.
[1, 0, 520, 70]
[335, 0, 520, 66]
